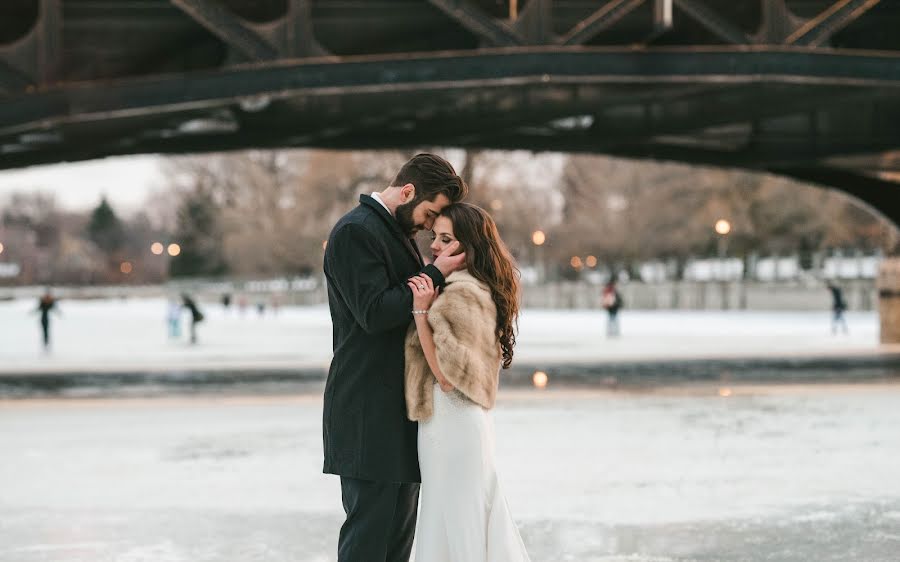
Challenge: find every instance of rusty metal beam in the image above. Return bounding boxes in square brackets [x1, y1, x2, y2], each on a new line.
[6, 48, 900, 139]
[514, 0, 554, 45]
[786, 0, 882, 47]
[756, 0, 799, 44]
[425, 0, 523, 46]
[558, 0, 646, 46]
[169, 0, 279, 61]
[673, 0, 751, 45]
[639, 0, 673, 44]
[655, 0, 673, 29]
[37, 0, 62, 84]
[588, 85, 879, 145]
[285, 0, 329, 57]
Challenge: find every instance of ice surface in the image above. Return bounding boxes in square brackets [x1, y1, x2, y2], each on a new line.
[0, 298, 883, 374]
[1, 385, 899, 561]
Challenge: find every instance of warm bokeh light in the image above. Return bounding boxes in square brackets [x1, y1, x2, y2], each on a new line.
[715, 219, 732, 235]
[150, 242, 164, 255]
[167, 243, 181, 257]
[718, 387, 733, 397]
[570, 256, 583, 269]
[490, 199, 503, 211]
[533, 371, 548, 389]
[531, 230, 546, 246]
[120, 261, 133, 274]
[0, 242, 4, 255]
[586, 255, 598, 268]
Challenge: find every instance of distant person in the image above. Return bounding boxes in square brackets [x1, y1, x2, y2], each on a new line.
[221, 292, 232, 312]
[256, 300, 266, 317]
[602, 279, 623, 337]
[238, 294, 248, 316]
[34, 289, 60, 350]
[181, 294, 205, 344]
[828, 282, 848, 335]
[166, 297, 182, 339]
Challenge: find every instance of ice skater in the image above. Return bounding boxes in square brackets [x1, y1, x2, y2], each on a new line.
[34, 288, 60, 350]
[181, 293, 204, 344]
[167, 297, 182, 339]
[828, 282, 848, 335]
[602, 279, 623, 337]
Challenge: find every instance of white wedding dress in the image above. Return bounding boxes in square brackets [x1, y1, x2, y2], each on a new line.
[414, 383, 531, 561]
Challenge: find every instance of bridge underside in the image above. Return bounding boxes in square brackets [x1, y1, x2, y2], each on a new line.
[1, 1, 900, 225]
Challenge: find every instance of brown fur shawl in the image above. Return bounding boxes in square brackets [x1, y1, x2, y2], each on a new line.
[404, 270, 501, 421]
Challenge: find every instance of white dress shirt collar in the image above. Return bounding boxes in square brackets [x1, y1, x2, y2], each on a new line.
[370, 192, 393, 216]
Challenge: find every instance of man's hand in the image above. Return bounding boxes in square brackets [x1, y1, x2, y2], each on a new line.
[432, 241, 466, 277]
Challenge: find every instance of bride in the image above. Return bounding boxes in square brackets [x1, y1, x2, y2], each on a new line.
[405, 202, 531, 561]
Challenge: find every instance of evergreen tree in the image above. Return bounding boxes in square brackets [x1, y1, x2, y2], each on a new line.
[169, 186, 227, 277]
[87, 196, 124, 253]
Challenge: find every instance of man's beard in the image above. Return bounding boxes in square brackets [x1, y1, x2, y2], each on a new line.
[395, 200, 419, 237]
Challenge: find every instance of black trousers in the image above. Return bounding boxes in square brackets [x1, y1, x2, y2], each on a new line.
[338, 476, 420, 562]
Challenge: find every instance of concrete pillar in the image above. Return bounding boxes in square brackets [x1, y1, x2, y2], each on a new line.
[878, 258, 900, 344]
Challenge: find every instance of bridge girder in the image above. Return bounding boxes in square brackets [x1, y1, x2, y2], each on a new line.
[1, 0, 899, 226]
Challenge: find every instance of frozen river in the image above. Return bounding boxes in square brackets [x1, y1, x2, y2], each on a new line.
[2, 383, 899, 561]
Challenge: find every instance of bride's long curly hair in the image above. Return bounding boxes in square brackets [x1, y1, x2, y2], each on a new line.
[440, 203, 520, 369]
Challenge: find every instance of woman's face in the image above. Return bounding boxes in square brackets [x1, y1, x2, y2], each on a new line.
[429, 216, 459, 262]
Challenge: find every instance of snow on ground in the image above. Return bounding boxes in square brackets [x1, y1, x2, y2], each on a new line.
[0, 297, 882, 374]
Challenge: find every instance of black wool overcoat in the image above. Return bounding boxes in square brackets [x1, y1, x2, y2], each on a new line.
[322, 194, 445, 483]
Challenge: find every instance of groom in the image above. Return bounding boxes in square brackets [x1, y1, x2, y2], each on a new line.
[323, 153, 468, 561]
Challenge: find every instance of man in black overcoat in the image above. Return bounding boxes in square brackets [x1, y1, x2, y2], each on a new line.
[323, 153, 468, 561]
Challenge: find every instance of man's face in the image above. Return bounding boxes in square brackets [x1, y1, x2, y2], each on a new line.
[396, 193, 451, 236]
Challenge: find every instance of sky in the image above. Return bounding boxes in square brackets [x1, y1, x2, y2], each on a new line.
[0, 155, 166, 215]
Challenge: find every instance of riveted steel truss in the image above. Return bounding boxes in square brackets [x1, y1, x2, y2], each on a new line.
[0, 0, 898, 224]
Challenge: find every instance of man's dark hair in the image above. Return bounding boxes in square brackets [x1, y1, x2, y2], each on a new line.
[392, 153, 468, 204]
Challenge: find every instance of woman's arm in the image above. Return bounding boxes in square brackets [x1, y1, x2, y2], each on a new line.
[414, 313, 454, 392]
[408, 273, 454, 392]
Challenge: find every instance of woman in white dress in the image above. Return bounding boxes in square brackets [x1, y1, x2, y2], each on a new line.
[405, 203, 531, 562]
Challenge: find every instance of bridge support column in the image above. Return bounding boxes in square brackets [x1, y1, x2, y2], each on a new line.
[878, 258, 900, 344]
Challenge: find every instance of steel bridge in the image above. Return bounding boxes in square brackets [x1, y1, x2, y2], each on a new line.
[1, 1, 900, 225]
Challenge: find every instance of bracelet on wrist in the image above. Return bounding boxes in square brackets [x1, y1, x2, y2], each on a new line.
[412, 309, 429, 315]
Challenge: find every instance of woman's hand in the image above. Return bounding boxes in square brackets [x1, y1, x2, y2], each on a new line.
[407, 274, 454, 393]
[407, 274, 439, 312]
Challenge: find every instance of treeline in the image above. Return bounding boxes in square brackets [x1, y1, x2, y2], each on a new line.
[0, 149, 896, 285]
[0, 193, 167, 285]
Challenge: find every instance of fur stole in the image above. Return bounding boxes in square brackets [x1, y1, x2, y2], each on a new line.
[404, 270, 501, 421]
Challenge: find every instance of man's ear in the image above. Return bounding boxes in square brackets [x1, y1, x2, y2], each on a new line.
[401, 183, 416, 204]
